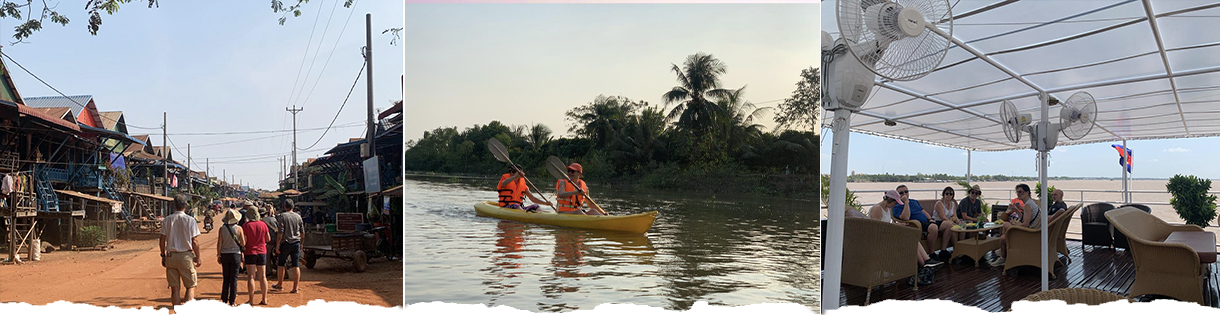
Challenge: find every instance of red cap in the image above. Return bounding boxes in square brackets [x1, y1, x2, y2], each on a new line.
[567, 163, 583, 173]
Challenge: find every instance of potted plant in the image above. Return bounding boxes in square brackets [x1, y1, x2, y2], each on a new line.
[1166, 174, 1217, 228]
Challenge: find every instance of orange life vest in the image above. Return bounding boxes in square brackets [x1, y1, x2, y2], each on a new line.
[497, 173, 526, 207]
[555, 179, 588, 212]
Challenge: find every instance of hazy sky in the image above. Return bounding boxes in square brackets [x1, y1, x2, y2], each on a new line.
[404, 3, 819, 144]
[4, 1, 404, 190]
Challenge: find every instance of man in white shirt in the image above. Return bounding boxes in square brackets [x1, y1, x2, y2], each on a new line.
[159, 194, 202, 306]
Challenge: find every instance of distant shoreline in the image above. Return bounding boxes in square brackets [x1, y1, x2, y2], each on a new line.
[825, 174, 1182, 182]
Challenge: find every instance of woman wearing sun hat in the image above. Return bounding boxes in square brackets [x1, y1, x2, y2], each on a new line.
[215, 209, 245, 306]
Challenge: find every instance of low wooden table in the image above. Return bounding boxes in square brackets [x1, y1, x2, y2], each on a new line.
[951, 223, 1003, 267]
[1164, 231, 1217, 264]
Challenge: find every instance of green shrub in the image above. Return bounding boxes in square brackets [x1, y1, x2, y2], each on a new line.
[76, 225, 107, 247]
[821, 174, 862, 214]
[1166, 174, 1217, 228]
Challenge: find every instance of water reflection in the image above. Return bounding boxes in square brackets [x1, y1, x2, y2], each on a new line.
[405, 176, 819, 311]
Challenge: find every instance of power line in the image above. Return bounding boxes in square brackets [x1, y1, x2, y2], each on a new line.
[160, 123, 362, 136]
[0, 51, 160, 129]
[285, 0, 328, 110]
[301, 63, 365, 151]
[299, 0, 360, 107]
[293, 0, 344, 107]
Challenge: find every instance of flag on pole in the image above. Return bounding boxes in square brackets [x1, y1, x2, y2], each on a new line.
[1111, 144, 1132, 173]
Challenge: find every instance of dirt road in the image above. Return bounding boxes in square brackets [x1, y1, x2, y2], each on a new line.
[0, 223, 402, 308]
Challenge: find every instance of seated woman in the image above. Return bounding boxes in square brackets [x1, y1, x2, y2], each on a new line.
[869, 190, 942, 273]
[989, 184, 1041, 267]
[931, 186, 960, 260]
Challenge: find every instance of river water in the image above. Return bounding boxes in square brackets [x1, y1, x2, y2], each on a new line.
[404, 176, 820, 311]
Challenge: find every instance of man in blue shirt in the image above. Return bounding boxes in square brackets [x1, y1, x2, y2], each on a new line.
[893, 184, 946, 260]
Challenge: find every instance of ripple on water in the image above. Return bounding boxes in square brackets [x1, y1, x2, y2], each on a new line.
[405, 177, 820, 311]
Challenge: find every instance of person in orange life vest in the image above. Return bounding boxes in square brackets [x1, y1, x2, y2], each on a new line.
[498, 164, 552, 212]
[555, 163, 604, 215]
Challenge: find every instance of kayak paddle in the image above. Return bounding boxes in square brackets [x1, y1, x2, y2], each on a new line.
[545, 155, 607, 215]
[486, 138, 557, 212]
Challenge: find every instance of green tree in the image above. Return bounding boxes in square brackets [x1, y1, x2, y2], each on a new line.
[526, 123, 552, 152]
[662, 52, 732, 133]
[609, 106, 668, 173]
[712, 85, 769, 161]
[1167, 174, 1217, 228]
[773, 67, 821, 131]
[566, 95, 646, 149]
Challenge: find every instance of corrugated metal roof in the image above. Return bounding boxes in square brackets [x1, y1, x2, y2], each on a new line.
[99, 111, 124, 131]
[16, 104, 80, 132]
[22, 95, 93, 119]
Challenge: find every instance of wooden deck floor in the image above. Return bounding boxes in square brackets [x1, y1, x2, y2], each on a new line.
[839, 240, 1220, 311]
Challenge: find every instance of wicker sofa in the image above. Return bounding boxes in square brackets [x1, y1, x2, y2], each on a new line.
[1105, 207, 1206, 305]
[842, 217, 921, 305]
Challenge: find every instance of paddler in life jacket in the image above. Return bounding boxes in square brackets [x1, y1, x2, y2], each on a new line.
[498, 164, 552, 212]
[555, 163, 605, 215]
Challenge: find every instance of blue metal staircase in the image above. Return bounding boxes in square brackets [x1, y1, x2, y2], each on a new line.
[34, 177, 59, 212]
[102, 174, 133, 225]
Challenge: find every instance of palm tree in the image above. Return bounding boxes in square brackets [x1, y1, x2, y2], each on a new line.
[566, 95, 643, 149]
[662, 52, 733, 133]
[610, 107, 668, 171]
[527, 123, 552, 152]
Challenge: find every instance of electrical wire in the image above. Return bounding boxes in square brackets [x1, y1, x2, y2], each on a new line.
[300, 63, 365, 151]
[0, 51, 160, 129]
[292, 0, 344, 106]
[162, 123, 363, 136]
[284, 0, 327, 112]
[298, 0, 360, 107]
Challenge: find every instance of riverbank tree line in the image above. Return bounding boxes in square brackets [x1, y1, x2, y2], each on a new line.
[843, 173, 1080, 183]
[405, 53, 821, 196]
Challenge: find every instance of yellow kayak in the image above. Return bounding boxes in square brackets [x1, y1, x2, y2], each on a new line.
[473, 201, 657, 234]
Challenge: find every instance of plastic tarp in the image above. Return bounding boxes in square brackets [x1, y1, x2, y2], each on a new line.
[821, 0, 1220, 151]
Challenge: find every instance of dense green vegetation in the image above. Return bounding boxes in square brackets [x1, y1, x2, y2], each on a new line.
[405, 53, 821, 197]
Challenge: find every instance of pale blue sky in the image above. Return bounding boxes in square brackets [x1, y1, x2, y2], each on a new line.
[819, 129, 1220, 180]
[3, 0, 404, 190]
[404, 3, 819, 142]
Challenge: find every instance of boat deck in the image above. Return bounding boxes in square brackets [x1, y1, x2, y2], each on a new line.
[839, 240, 1220, 311]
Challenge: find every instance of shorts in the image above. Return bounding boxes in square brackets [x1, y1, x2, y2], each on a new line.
[244, 253, 267, 265]
[165, 252, 198, 288]
[277, 241, 302, 268]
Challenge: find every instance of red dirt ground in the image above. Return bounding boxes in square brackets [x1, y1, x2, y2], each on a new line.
[0, 223, 402, 309]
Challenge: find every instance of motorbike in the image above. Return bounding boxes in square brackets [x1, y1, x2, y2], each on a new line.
[203, 213, 214, 233]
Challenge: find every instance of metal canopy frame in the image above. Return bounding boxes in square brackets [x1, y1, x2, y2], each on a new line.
[821, 0, 1220, 310]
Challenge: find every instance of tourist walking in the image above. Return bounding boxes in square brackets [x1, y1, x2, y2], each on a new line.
[215, 210, 245, 306]
[263, 206, 279, 277]
[241, 205, 271, 305]
[159, 194, 202, 307]
[274, 199, 306, 293]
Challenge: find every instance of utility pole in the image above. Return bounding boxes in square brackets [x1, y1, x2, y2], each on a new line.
[365, 13, 375, 157]
[162, 112, 168, 216]
[188, 143, 193, 193]
[365, 13, 376, 219]
[206, 158, 210, 185]
[287, 105, 304, 189]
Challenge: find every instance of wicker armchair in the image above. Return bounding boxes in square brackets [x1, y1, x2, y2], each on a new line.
[1081, 203, 1115, 248]
[842, 217, 920, 305]
[1002, 210, 1071, 278]
[1054, 204, 1083, 261]
[1021, 288, 1131, 305]
[1105, 207, 1205, 305]
[1113, 204, 1151, 249]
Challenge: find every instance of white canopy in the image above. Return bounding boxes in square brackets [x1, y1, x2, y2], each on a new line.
[820, 0, 1220, 311]
[822, 0, 1220, 152]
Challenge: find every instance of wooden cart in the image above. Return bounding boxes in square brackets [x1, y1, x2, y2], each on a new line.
[302, 232, 372, 272]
